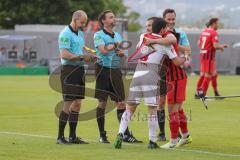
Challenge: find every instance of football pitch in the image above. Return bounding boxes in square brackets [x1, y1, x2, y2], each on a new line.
[0, 75, 240, 160]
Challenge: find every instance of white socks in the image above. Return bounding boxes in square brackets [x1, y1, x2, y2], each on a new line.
[118, 110, 158, 143]
[148, 114, 158, 142]
[118, 110, 132, 134]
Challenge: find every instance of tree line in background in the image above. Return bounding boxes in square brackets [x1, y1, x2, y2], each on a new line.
[0, 0, 141, 31]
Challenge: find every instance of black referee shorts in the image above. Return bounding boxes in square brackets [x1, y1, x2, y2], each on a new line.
[159, 66, 167, 96]
[60, 65, 85, 101]
[95, 64, 125, 102]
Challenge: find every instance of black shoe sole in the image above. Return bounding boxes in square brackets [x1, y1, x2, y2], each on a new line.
[99, 141, 110, 144]
[56, 141, 71, 145]
[123, 140, 143, 143]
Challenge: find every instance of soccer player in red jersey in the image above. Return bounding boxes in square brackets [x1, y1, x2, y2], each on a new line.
[145, 9, 192, 148]
[196, 18, 229, 98]
[114, 17, 186, 149]
[160, 9, 192, 149]
[145, 16, 178, 142]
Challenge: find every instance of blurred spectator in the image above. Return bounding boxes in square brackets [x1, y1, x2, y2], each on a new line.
[0, 47, 7, 65]
[23, 47, 31, 62]
[11, 45, 20, 59]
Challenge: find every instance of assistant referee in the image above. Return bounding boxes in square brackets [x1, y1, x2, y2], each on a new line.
[57, 10, 91, 145]
[93, 10, 142, 144]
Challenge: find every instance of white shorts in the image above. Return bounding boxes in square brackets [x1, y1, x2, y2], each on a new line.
[126, 63, 160, 106]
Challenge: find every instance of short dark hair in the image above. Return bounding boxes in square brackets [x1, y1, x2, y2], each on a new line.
[206, 18, 219, 27]
[163, 8, 176, 18]
[152, 17, 167, 34]
[98, 10, 113, 27]
[147, 17, 158, 21]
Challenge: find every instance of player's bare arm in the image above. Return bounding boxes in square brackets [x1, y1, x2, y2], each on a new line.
[171, 56, 186, 66]
[179, 45, 191, 55]
[145, 34, 177, 45]
[213, 42, 229, 52]
[179, 45, 191, 61]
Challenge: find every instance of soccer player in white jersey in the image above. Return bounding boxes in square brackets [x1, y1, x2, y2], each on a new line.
[114, 17, 186, 149]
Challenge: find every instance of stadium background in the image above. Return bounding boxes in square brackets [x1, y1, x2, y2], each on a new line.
[1, 25, 240, 75]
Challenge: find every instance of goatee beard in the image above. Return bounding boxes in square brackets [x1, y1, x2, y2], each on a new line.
[110, 23, 116, 28]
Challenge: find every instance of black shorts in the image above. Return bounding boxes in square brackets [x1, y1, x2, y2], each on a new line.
[60, 65, 85, 101]
[95, 64, 125, 102]
[159, 66, 167, 96]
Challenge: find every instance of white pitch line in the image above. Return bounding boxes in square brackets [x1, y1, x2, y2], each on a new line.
[0, 131, 54, 139]
[0, 131, 240, 158]
[174, 148, 240, 158]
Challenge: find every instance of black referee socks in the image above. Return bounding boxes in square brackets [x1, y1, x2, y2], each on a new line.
[58, 111, 69, 139]
[157, 110, 165, 135]
[96, 107, 105, 136]
[69, 111, 79, 139]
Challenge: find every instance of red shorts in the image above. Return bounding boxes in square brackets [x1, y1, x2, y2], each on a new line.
[200, 60, 216, 73]
[167, 78, 187, 104]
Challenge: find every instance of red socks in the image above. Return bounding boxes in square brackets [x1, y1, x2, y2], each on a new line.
[211, 75, 218, 92]
[200, 77, 211, 94]
[197, 76, 204, 90]
[178, 109, 188, 134]
[169, 111, 180, 139]
[198, 75, 218, 94]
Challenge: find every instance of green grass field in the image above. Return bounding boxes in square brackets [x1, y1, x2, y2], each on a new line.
[0, 75, 240, 160]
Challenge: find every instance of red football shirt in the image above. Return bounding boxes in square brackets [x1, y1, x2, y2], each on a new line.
[163, 31, 187, 81]
[199, 28, 219, 61]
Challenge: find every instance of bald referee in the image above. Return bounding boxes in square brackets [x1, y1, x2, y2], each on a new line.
[57, 10, 91, 144]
